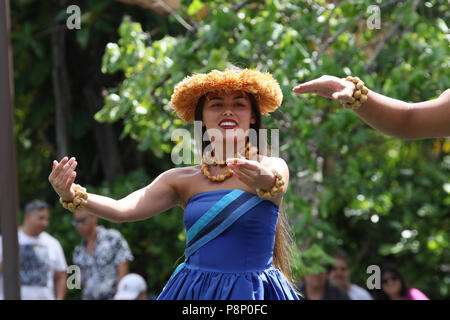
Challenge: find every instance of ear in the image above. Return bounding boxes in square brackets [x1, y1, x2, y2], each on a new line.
[250, 113, 256, 124]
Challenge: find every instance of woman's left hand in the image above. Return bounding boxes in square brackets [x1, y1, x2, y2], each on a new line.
[293, 75, 355, 103]
[226, 158, 276, 192]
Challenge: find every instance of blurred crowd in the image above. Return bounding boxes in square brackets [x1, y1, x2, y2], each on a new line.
[297, 249, 429, 300]
[0, 199, 156, 300]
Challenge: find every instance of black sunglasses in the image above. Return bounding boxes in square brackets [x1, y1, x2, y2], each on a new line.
[72, 216, 91, 227]
[331, 266, 349, 272]
[382, 276, 399, 284]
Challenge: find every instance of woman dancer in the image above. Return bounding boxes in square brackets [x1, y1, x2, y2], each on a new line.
[49, 68, 299, 300]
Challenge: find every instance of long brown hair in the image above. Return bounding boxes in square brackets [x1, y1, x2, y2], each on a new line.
[194, 92, 295, 286]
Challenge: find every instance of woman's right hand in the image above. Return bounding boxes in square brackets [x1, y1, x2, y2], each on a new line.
[48, 156, 78, 201]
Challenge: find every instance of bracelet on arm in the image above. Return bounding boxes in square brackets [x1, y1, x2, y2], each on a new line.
[342, 76, 369, 110]
[256, 169, 285, 199]
[59, 184, 88, 212]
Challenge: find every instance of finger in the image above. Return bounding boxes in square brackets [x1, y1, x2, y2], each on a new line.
[53, 157, 70, 178]
[226, 157, 246, 165]
[228, 163, 252, 180]
[234, 164, 259, 177]
[61, 160, 77, 187]
[332, 91, 350, 102]
[237, 160, 260, 171]
[292, 79, 323, 94]
[341, 84, 355, 102]
[226, 157, 258, 168]
[331, 92, 341, 100]
[64, 171, 77, 191]
[49, 160, 58, 181]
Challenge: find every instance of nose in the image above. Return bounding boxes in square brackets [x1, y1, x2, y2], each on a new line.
[222, 104, 234, 115]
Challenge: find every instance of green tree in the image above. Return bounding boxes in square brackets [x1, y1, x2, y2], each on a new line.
[99, 0, 449, 298]
[10, 0, 450, 298]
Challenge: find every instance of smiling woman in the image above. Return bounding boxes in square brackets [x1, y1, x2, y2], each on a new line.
[195, 90, 262, 167]
[374, 264, 429, 300]
[48, 68, 299, 300]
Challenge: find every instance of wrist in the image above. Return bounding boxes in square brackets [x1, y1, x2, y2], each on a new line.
[59, 184, 88, 212]
[60, 193, 75, 202]
[256, 169, 284, 199]
[342, 76, 369, 109]
[259, 170, 277, 191]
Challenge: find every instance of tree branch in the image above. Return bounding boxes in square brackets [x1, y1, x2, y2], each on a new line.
[150, 0, 255, 100]
[313, 0, 407, 65]
[364, 0, 420, 72]
[233, 0, 251, 12]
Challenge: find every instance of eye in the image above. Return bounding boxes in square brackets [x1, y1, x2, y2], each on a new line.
[210, 103, 222, 108]
[235, 102, 245, 107]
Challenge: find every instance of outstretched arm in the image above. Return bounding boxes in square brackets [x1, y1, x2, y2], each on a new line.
[49, 157, 180, 223]
[293, 75, 450, 140]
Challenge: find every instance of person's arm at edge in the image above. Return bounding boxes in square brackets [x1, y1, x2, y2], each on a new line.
[354, 88, 450, 140]
[115, 261, 129, 293]
[54, 271, 67, 300]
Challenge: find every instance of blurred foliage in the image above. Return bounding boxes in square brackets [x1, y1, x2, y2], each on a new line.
[8, 0, 450, 299]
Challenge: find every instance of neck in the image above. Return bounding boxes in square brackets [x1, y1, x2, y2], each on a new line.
[212, 139, 247, 157]
[389, 293, 404, 300]
[84, 226, 98, 245]
[20, 225, 40, 237]
[305, 283, 325, 300]
[337, 282, 351, 292]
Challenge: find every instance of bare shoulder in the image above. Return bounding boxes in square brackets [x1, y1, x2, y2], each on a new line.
[163, 164, 203, 188]
[160, 166, 201, 185]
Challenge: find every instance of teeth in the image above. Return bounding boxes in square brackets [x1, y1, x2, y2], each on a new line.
[220, 122, 236, 126]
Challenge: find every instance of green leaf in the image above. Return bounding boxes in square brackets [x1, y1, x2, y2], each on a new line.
[76, 27, 90, 49]
[187, 0, 204, 16]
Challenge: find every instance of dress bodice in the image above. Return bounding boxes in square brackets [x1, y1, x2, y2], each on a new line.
[157, 189, 299, 300]
[183, 190, 279, 273]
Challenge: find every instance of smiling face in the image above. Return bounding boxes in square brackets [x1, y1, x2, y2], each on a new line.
[202, 91, 256, 143]
[329, 258, 351, 289]
[24, 209, 50, 236]
[381, 271, 402, 298]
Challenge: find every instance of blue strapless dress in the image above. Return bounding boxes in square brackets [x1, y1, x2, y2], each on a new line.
[157, 190, 299, 300]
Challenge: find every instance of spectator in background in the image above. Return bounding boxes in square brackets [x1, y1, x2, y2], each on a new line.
[72, 209, 134, 300]
[0, 200, 67, 300]
[114, 273, 148, 300]
[299, 269, 350, 300]
[375, 264, 429, 300]
[328, 249, 373, 300]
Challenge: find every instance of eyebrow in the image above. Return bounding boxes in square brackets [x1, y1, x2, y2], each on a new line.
[208, 96, 247, 101]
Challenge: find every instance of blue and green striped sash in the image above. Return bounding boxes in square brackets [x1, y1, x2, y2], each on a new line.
[170, 189, 263, 280]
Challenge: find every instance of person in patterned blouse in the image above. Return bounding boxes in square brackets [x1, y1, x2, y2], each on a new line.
[72, 209, 134, 300]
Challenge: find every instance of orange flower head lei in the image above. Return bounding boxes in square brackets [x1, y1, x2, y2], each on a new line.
[170, 68, 283, 122]
[170, 68, 283, 184]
